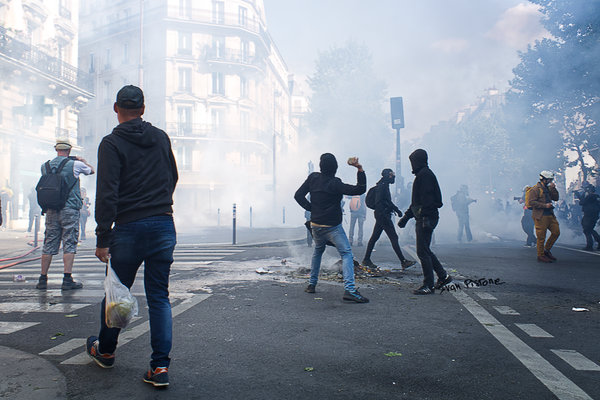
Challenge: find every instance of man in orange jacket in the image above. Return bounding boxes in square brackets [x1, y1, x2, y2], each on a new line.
[528, 171, 560, 263]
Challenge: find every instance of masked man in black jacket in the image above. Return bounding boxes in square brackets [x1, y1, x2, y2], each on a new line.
[397, 149, 452, 294]
[295, 153, 369, 303]
[87, 85, 178, 387]
[362, 169, 416, 271]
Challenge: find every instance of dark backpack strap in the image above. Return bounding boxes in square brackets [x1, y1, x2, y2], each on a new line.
[55, 157, 71, 174]
[44, 161, 52, 174]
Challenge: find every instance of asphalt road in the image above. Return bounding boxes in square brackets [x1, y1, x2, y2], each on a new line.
[0, 237, 598, 400]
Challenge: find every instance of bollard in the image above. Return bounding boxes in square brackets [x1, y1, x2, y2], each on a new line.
[282, 206, 286, 224]
[232, 203, 237, 245]
[217, 208, 220, 226]
[34, 214, 40, 247]
[249, 206, 253, 228]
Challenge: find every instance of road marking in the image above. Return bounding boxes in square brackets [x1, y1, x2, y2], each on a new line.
[476, 292, 497, 300]
[39, 338, 86, 355]
[0, 302, 90, 313]
[0, 321, 40, 334]
[515, 323, 554, 338]
[551, 350, 600, 371]
[61, 294, 211, 365]
[555, 245, 600, 256]
[453, 291, 593, 400]
[493, 306, 520, 315]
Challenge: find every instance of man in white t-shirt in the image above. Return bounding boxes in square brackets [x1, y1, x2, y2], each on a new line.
[36, 139, 94, 290]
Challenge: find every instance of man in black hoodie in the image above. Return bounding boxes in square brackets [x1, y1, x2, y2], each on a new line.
[294, 153, 369, 303]
[397, 149, 451, 294]
[362, 168, 416, 271]
[86, 85, 178, 387]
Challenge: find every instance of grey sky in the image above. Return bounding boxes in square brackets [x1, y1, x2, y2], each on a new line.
[263, 0, 547, 140]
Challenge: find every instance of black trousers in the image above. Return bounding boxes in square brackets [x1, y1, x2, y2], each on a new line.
[581, 214, 600, 248]
[521, 210, 536, 245]
[363, 214, 406, 262]
[416, 217, 446, 289]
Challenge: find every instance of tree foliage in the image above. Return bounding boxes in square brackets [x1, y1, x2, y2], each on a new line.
[507, 0, 600, 181]
[306, 41, 391, 170]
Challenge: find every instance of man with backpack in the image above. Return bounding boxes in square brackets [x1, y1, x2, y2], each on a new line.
[347, 194, 366, 246]
[527, 171, 560, 263]
[361, 169, 416, 271]
[35, 139, 95, 290]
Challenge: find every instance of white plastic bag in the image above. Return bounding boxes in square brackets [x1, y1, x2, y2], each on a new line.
[104, 262, 138, 329]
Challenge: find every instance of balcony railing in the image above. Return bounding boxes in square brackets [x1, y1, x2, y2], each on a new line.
[59, 5, 72, 20]
[0, 26, 94, 93]
[204, 47, 256, 66]
[166, 7, 270, 46]
[165, 122, 269, 143]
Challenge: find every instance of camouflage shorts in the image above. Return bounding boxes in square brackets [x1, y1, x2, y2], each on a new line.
[42, 208, 80, 255]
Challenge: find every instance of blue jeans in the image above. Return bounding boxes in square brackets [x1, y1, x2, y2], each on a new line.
[98, 215, 176, 369]
[310, 224, 356, 292]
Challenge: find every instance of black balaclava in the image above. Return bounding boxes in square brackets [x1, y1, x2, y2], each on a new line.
[380, 168, 395, 184]
[319, 153, 338, 176]
[409, 149, 428, 174]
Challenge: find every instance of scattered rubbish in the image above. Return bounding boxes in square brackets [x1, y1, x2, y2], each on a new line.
[50, 332, 64, 340]
[304, 367, 314, 372]
[314, 297, 323, 300]
[12, 274, 26, 282]
[384, 352, 402, 357]
[572, 307, 589, 312]
[255, 267, 274, 274]
[281, 259, 287, 266]
[64, 314, 78, 318]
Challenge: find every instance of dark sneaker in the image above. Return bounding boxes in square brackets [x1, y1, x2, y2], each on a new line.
[143, 367, 169, 387]
[543, 250, 557, 261]
[537, 255, 552, 263]
[401, 259, 416, 270]
[343, 290, 370, 303]
[86, 336, 115, 368]
[434, 274, 453, 290]
[582, 246, 594, 251]
[62, 278, 83, 290]
[361, 259, 378, 269]
[413, 286, 435, 295]
[304, 284, 316, 293]
[36, 276, 47, 290]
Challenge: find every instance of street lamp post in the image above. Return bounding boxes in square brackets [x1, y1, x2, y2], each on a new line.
[272, 90, 281, 215]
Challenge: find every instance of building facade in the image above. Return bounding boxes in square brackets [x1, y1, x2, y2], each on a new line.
[0, 0, 93, 227]
[78, 0, 301, 226]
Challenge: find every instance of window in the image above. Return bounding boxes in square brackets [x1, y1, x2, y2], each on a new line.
[176, 146, 192, 170]
[238, 6, 247, 27]
[179, 0, 191, 18]
[213, 1, 224, 24]
[212, 37, 224, 58]
[122, 43, 128, 64]
[178, 32, 191, 55]
[178, 67, 191, 91]
[177, 106, 192, 136]
[89, 53, 95, 73]
[240, 76, 248, 98]
[240, 41, 249, 63]
[240, 111, 249, 137]
[212, 72, 224, 95]
[211, 109, 222, 133]
[103, 81, 111, 105]
[104, 48, 111, 70]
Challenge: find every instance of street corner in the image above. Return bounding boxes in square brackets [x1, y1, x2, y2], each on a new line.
[0, 345, 66, 400]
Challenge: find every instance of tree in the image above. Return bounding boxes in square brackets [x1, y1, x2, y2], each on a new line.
[306, 41, 392, 172]
[507, 0, 600, 182]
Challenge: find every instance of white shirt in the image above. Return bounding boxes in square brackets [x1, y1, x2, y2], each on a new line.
[73, 160, 93, 178]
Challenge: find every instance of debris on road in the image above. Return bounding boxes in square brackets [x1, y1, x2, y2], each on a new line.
[384, 352, 402, 357]
[255, 267, 274, 274]
[571, 307, 590, 312]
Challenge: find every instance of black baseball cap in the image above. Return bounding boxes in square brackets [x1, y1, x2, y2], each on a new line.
[116, 85, 144, 109]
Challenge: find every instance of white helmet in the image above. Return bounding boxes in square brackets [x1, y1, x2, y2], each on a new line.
[539, 170, 554, 180]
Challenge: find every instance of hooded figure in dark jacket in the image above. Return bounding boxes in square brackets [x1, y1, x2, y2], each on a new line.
[397, 149, 451, 294]
[295, 153, 369, 303]
[361, 168, 415, 271]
